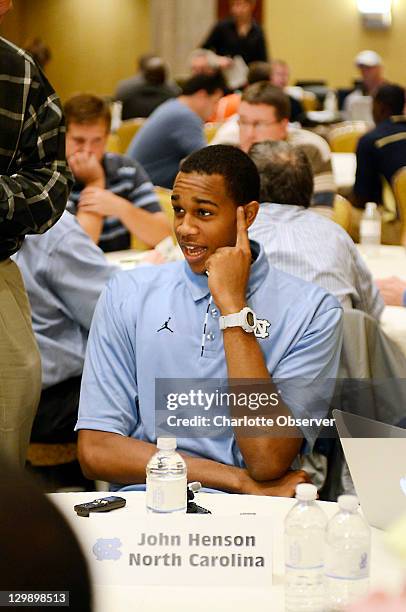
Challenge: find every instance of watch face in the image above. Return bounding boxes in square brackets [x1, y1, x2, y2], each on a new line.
[246, 311, 255, 327]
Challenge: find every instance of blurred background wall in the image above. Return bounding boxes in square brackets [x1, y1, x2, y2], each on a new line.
[1, 0, 405, 101]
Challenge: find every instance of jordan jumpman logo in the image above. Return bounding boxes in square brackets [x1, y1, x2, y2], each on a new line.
[157, 317, 174, 333]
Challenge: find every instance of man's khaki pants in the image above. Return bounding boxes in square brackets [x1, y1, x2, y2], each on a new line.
[0, 259, 41, 468]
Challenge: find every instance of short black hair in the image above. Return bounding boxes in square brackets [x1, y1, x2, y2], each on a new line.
[182, 70, 226, 96]
[249, 140, 314, 207]
[180, 145, 260, 204]
[374, 83, 405, 115]
[144, 57, 167, 86]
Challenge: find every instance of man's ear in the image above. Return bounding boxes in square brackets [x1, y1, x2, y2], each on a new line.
[243, 201, 259, 228]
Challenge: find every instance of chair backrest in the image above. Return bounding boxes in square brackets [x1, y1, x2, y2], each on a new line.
[105, 133, 121, 153]
[130, 186, 175, 251]
[204, 122, 224, 144]
[332, 194, 352, 233]
[392, 167, 406, 245]
[301, 90, 318, 111]
[328, 121, 369, 153]
[337, 308, 406, 425]
[116, 118, 146, 154]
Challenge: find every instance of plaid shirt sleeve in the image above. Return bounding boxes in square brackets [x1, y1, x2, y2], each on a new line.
[0, 37, 73, 258]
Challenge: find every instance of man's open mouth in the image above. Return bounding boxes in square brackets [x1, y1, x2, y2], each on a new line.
[181, 244, 208, 261]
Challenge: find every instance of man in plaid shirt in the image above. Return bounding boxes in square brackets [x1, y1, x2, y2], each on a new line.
[0, 5, 72, 467]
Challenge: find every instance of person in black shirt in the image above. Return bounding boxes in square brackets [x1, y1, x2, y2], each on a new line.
[352, 84, 406, 208]
[202, 0, 268, 66]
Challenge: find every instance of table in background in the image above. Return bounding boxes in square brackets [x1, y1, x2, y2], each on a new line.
[358, 244, 406, 356]
[332, 152, 356, 195]
[50, 491, 403, 612]
[106, 248, 153, 270]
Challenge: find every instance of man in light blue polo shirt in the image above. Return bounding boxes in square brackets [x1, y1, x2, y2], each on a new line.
[77, 145, 343, 496]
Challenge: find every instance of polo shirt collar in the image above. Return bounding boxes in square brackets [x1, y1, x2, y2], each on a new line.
[182, 240, 269, 302]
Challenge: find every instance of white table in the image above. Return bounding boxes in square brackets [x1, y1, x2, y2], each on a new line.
[357, 244, 406, 356]
[332, 153, 356, 194]
[49, 492, 404, 612]
[106, 248, 153, 270]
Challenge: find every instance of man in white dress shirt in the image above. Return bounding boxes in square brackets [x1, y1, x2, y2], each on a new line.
[248, 140, 383, 319]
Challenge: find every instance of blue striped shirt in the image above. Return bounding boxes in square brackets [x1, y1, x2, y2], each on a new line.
[249, 203, 384, 319]
[68, 153, 161, 252]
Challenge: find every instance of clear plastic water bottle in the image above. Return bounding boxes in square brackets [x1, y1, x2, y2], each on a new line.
[284, 483, 327, 612]
[325, 495, 371, 611]
[146, 438, 187, 514]
[360, 202, 381, 255]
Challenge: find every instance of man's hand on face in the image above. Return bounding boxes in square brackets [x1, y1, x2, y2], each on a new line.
[78, 187, 125, 219]
[205, 206, 251, 315]
[68, 151, 105, 186]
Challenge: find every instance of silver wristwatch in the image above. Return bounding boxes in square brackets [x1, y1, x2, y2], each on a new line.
[219, 307, 257, 333]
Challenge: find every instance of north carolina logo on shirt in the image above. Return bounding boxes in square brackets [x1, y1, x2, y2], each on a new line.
[254, 318, 271, 339]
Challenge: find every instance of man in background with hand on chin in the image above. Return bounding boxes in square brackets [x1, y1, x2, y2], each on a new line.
[76, 145, 343, 496]
[65, 93, 170, 252]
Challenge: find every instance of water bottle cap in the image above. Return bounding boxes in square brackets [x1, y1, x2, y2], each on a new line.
[156, 437, 177, 450]
[365, 202, 377, 215]
[338, 494, 359, 512]
[295, 483, 317, 501]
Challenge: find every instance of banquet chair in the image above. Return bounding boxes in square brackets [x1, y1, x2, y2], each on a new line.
[204, 122, 223, 143]
[392, 167, 406, 245]
[116, 117, 145, 154]
[301, 91, 318, 111]
[105, 132, 121, 153]
[27, 442, 77, 467]
[332, 194, 352, 233]
[26, 442, 94, 492]
[130, 186, 176, 250]
[328, 121, 369, 153]
[314, 308, 406, 500]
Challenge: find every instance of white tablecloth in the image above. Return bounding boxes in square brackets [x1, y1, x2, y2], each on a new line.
[106, 248, 152, 270]
[332, 153, 356, 193]
[49, 492, 404, 612]
[357, 244, 406, 356]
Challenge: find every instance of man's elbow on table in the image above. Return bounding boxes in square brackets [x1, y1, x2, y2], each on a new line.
[245, 453, 296, 483]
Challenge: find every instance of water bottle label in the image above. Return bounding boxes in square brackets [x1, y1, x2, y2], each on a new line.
[146, 475, 187, 513]
[325, 548, 369, 579]
[360, 220, 381, 239]
[285, 535, 324, 569]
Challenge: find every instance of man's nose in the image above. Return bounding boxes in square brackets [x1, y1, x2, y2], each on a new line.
[177, 213, 199, 237]
[80, 142, 92, 155]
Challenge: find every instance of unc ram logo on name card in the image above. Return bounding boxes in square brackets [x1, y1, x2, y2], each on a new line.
[79, 515, 272, 588]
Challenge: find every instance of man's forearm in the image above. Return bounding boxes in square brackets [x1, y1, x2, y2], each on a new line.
[78, 430, 308, 496]
[118, 200, 171, 247]
[79, 430, 244, 492]
[222, 327, 302, 481]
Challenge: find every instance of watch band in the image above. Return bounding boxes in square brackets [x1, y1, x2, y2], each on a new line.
[219, 312, 242, 330]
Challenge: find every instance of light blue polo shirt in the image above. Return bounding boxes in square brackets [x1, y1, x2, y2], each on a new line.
[76, 242, 343, 490]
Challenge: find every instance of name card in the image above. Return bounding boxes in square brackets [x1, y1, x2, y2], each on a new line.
[79, 515, 273, 588]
